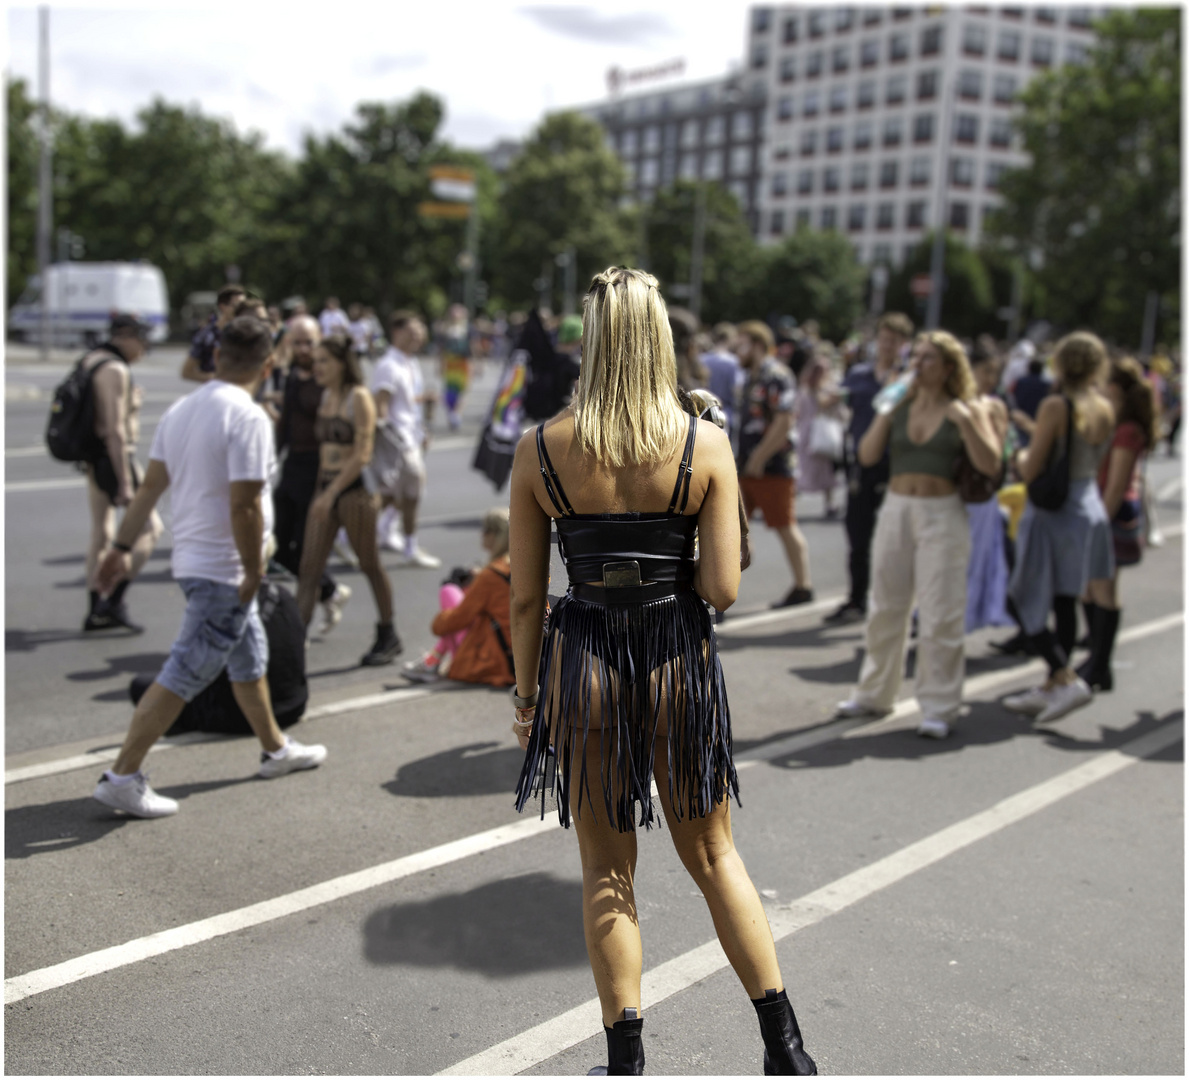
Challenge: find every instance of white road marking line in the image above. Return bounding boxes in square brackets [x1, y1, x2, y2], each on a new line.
[5, 445, 50, 458]
[718, 596, 843, 632]
[1156, 476, 1182, 501]
[5, 477, 87, 493]
[441, 719, 1184, 1075]
[3, 816, 560, 1006]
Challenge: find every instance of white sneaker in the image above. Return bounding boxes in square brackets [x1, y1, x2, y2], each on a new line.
[835, 699, 891, 719]
[916, 716, 951, 739]
[379, 530, 405, 553]
[400, 547, 442, 569]
[92, 772, 179, 818]
[1034, 678, 1094, 724]
[258, 738, 328, 779]
[1003, 686, 1053, 715]
[320, 583, 352, 635]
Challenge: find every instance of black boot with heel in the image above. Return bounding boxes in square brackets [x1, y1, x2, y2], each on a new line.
[587, 1008, 644, 1076]
[753, 988, 817, 1075]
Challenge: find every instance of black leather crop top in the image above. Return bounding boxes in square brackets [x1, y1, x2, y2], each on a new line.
[536, 416, 699, 586]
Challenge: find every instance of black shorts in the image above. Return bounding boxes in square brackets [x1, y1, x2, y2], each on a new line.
[92, 454, 141, 505]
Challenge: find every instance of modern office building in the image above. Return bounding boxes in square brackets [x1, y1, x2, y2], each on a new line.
[748, 5, 1107, 265]
[573, 73, 769, 231]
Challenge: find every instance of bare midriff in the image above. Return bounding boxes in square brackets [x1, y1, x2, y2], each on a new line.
[889, 474, 958, 498]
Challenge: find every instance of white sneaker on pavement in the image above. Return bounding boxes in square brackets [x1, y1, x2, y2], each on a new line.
[916, 716, 951, 739]
[379, 530, 405, 553]
[400, 547, 442, 569]
[258, 738, 328, 779]
[320, 583, 352, 635]
[92, 772, 179, 818]
[835, 699, 891, 719]
[1034, 678, 1094, 724]
[1003, 686, 1053, 715]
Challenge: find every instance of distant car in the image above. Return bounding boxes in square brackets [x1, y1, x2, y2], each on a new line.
[9, 261, 169, 346]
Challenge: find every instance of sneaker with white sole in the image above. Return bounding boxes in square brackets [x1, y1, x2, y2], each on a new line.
[1034, 677, 1094, 724]
[379, 530, 405, 553]
[92, 771, 179, 818]
[400, 547, 442, 569]
[835, 699, 891, 719]
[402, 657, 441, 683]
[257, 738, 328, 779]
[1003, 686, 1052, 715]
[320, 583, 352, 635]
[916, 716, 950, 739]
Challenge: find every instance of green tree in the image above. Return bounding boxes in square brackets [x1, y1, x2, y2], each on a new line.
[988, 8, 1180, 344]
[740, 228, 866, 341]
[641, 181, 758, 324]
[885, 232, 997, 340]
[493, 111, 633, 309]
[7, 78, 40, 307]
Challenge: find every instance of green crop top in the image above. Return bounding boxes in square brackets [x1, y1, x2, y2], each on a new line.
[889, 403, 965, 479]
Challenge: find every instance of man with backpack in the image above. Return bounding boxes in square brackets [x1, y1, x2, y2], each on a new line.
[67, 314, 163, 632]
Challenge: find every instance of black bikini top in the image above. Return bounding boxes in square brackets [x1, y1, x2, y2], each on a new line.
[536, 415, 699, 585]
[314, 390, 356, 446]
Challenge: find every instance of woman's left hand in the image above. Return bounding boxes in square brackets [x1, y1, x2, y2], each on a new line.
[945, 399, 972, 426]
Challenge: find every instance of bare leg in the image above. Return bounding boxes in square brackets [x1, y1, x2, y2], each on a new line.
[339, 489, 394, 623]
[111, 681, 187, 775]
[230, 676, 285, 753]
[85, 472, 116, 592]
[775, 522, 812, 590]
[297, 500, 340, 626]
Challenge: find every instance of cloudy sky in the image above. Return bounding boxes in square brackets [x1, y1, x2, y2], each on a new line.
[7, 1, 756, 155]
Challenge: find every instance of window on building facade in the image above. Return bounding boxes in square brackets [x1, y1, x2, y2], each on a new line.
[803, 90, 820, 117]
[680, 119, 699, 147]
[917, 70, 938, 100]
[848, 204, 867, 231]
[621, 129, 638, 154]
[889, 32, 910, 61]
[886, 74, 907, 105]
[809, 10, 827, 37]
[780, 56, 796, 83]
[892, 7, 913, 20]
[1068, 7, 1092, 29]
[913, 113, 935, 143]
[734, 111, 754, 139]
[860, 39, 879, 67]
[643, 125, 660, 153]
[858, 80, 876, 108]
[832, 45, 849, 73]
[772, 170, 789, 196]
[753, 8, 771, 33]
[1066, 41, 1088, 64]
[984, 161, 1006, 189]
[797, 168, 814, 194]
[731, 145, 752, 176]
[705, 115, 725, 144]
[851, 162, 869, 190]
[821, 205, 838, 230]
[853, 120, 873, 150]
[806, 50, 823, 77]
[997, 29, 1020, 61]
[783, 17, 798, 43]
[778, 95, 794, 121]
[1031, 37, 1054, 66]
[640, 158, 659, 185]
[730, 179, 749, 206]
[827, 125, 845, 152]
[1035, 7, 1057, 23]
[751, 44, 769, 69]
[907, 200, 927, 228]
[877, 203, 895, 229]
[980, 204, 997, 230]
[949, 202, 970, 230]
[863, 9, 882, 26]
[910, 156, 931, 185]
[824, 166, 841, 192]
[774, 144, 791, 161]
[770, 209, 785, 236]
[950, 156, 975, 186]
[800, 129, 818, 155]
[959, 70, 983, 100]
[921, 25, 943, 56]
[830, 85, 848, 112]
[963, 24, 987, 56]
[955, 114, 979, 143]
[873, 242, 893, 263]
[703, 150, 724, 179]
[836, 7, 854, 32]
[989, 116, 1012, 147]
[679, 153, 698, 180]
[796, 208, 811, 228]
[883, 116, 904, 146]
[993, 74, 1018, 103]
[879, 160, 899, 188]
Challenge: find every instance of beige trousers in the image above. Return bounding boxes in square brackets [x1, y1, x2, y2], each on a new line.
[853, 491, 970, 722]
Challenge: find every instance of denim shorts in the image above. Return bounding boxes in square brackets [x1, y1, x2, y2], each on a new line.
[156, 578, 269, 702]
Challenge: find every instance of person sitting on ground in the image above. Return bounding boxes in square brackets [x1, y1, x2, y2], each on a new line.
[401, 508, 514, 687]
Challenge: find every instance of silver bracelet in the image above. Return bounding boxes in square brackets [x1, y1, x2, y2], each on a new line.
[512, 687, 539, 709]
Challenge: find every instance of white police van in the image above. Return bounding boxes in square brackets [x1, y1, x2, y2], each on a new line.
[9, 261, 169, 346]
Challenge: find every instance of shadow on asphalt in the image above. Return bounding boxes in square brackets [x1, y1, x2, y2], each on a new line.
[64, 651, 171, 683]
[362, 871, 587, 974]
[384, 740, 522, 799]
[53, 568, 175, 589]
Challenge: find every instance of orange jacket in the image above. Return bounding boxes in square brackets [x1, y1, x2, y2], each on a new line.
[431, 556, 515, 687]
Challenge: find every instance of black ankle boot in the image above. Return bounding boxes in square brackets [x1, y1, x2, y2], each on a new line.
[360, 622, 403, 667]
[587, 1008, 644, 1076]
[753, 989, 817, 1075]
[1077, 601, 1098, 651]
[1077, 606, 1119, 691]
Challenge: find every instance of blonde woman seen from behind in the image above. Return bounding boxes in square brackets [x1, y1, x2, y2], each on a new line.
[508, 267, 817, 1076]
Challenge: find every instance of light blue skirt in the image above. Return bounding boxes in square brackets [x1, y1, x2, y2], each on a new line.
[1008, 478, 1114, 635]
[965, 498, 1013, 632]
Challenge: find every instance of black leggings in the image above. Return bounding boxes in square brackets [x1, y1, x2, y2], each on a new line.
[1026, 595, 1078, 676]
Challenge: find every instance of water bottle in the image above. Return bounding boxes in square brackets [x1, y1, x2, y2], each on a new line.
[873, 371, 915, 415]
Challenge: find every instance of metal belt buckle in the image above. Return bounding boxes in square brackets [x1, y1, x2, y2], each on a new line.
[602, 560, 642, 588]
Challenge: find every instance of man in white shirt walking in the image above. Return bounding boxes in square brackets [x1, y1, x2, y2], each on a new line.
[92, 316, 327, 819]
[370, 310, 441, 568]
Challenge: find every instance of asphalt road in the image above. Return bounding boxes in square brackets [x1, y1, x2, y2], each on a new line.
[5, 345, 1184, 1075]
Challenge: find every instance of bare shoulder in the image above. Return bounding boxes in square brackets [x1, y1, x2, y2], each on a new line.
[695, 417, 733, 462]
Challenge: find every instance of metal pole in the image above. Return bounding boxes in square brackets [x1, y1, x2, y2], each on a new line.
[689, 182, 707, 322]
[463, 203, 480, 315]
[37, 5, 52, 360]
[925, 9, 957, 330]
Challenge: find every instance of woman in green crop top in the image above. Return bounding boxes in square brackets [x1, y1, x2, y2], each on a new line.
[836, 331, 1001, 739]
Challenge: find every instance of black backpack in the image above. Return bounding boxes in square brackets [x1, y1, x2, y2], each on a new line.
[45, 346, 123, 464]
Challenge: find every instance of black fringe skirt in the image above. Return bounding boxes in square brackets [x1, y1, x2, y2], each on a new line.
[514, 582, 739, 832]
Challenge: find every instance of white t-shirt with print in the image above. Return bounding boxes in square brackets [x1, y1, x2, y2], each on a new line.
[149, 380, 276, 586]
[370, 345, 424, 450]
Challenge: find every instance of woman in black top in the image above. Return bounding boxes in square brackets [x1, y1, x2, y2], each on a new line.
[509, 268, 816, 1075]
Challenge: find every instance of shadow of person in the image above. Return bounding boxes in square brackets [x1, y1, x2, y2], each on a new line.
[5, 628, 103, 653]
[715, 623, 865, 655]
[383, 741, 524, 799]
[362, 871, 587, 975]
[1028, 708, 1183, 760]
[65, 652, 171, 684]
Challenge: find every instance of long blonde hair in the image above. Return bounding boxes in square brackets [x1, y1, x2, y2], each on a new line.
[918, 330, 977, 402]
[572, 266, 687, 467]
